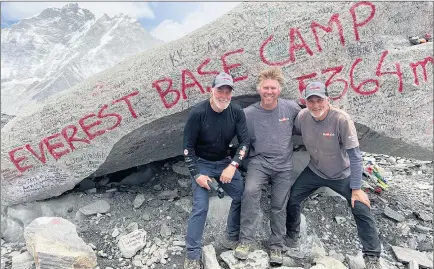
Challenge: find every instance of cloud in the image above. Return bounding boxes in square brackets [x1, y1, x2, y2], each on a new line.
[150, 2, 241, 42]
[1, 2, 154, 21]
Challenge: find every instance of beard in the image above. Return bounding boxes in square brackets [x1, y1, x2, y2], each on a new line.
[212, 93, 230, 110]
[309, 109, 325, 119]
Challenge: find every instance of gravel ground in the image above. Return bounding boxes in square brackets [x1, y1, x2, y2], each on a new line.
[1, 152, 432, 269]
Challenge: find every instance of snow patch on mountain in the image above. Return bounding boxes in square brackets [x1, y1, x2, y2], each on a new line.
[1, 3, 163, 115]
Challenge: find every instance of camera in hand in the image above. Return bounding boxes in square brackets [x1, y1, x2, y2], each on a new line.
[209, 178, 225, 199]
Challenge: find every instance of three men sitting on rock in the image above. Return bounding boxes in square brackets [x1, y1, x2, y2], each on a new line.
[182, 70, 382, 269]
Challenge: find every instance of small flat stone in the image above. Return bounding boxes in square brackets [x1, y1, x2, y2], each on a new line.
[160, 222, 171, 238]
[133, 194, 146, 209]
[172, 162, 190, 177]
[158, 189, 179, 200]
[112, 228, 120, 238]
[168, 246, 184, 252]
[220, 250, 269, 269]
[173, 241, 185, 247]
[335, 216, 346, 225]
[386, 157, 396, 164]
[202, 245, 221, 269]
[142, 213, 151, 221]
[11, 251, 34, 269]
[153, 184, 162, 191]
[79, 200, 110, 216]
[177, 179, 190, 188]
[328, 250, 345, 263]
[383, 206, 405, 222]
[310, 245, 327, 262]
[106, 188, 117, 193]
[85, 188, 97, 194]
[315, 257, 347, 269]
[346, 252, 365, 269]
[414, 211, 432, 222]
[149, 199, 163, 207]
[126, 222, 139, 233]
[282, 256, 299, 267]
[391, 246, 433, 269]
[418, 242, 433, 252]
[415, 225, 433, 233]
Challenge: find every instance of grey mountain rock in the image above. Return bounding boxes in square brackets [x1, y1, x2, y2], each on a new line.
[1, 2, 432, 205]
[1, 3, 163, 115]
[24, 217, 97, 268]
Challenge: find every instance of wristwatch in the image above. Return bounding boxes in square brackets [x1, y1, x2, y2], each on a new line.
[230, 161, 239, 168]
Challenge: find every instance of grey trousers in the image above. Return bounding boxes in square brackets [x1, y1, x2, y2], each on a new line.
[239, 160, 295, 249]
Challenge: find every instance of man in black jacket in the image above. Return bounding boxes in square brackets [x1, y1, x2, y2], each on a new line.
[183, 72, 249, 269]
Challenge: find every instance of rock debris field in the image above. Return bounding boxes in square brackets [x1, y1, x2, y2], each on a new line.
[1, 149, 432, 269]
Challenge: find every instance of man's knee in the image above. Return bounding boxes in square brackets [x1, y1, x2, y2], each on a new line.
[351, 200, 371, 216]
[192, 204, 208, 217]
[243, 176, 262, 196]
[286, 201, 300, 212]
[271, 192, 289, 210]
[287, 191, 305, 206]
[192, 194, 209, 216]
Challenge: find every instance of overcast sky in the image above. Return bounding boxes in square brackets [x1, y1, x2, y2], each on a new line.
[1, 2, 241, 42]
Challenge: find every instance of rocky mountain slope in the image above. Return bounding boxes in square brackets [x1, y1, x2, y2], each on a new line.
[1, 3, 163, 115]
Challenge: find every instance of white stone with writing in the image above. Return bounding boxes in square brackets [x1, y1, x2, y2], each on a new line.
[118, 229, 147, 258]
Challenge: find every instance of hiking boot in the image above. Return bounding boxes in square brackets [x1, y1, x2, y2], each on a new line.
[222, 238, 238, 250]
[364, 255, 382, 269]
[269, 249, 283, 265]
[284, 232, 300, 249]
[184, 258, 202, 269]
[234, 242, 251, 260]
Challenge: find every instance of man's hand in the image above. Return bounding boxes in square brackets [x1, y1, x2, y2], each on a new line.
[220, 165, 236, 183]
[196, 175, 212, 190]
[351, 189, 371, 208]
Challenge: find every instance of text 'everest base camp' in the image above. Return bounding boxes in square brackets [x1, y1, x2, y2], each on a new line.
[0, 2, 433, 269]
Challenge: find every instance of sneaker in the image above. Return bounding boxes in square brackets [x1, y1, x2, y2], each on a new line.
[364, 255, 381, 269]
[184, 258, 202, 269]
[234, 242, 251, 260]
[269, 249, 283, 265]
[284, 231, 300, 249]
[222, 238, 238, 250]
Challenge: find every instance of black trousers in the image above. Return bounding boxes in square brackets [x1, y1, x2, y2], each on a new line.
[286, 167, 381, 257]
